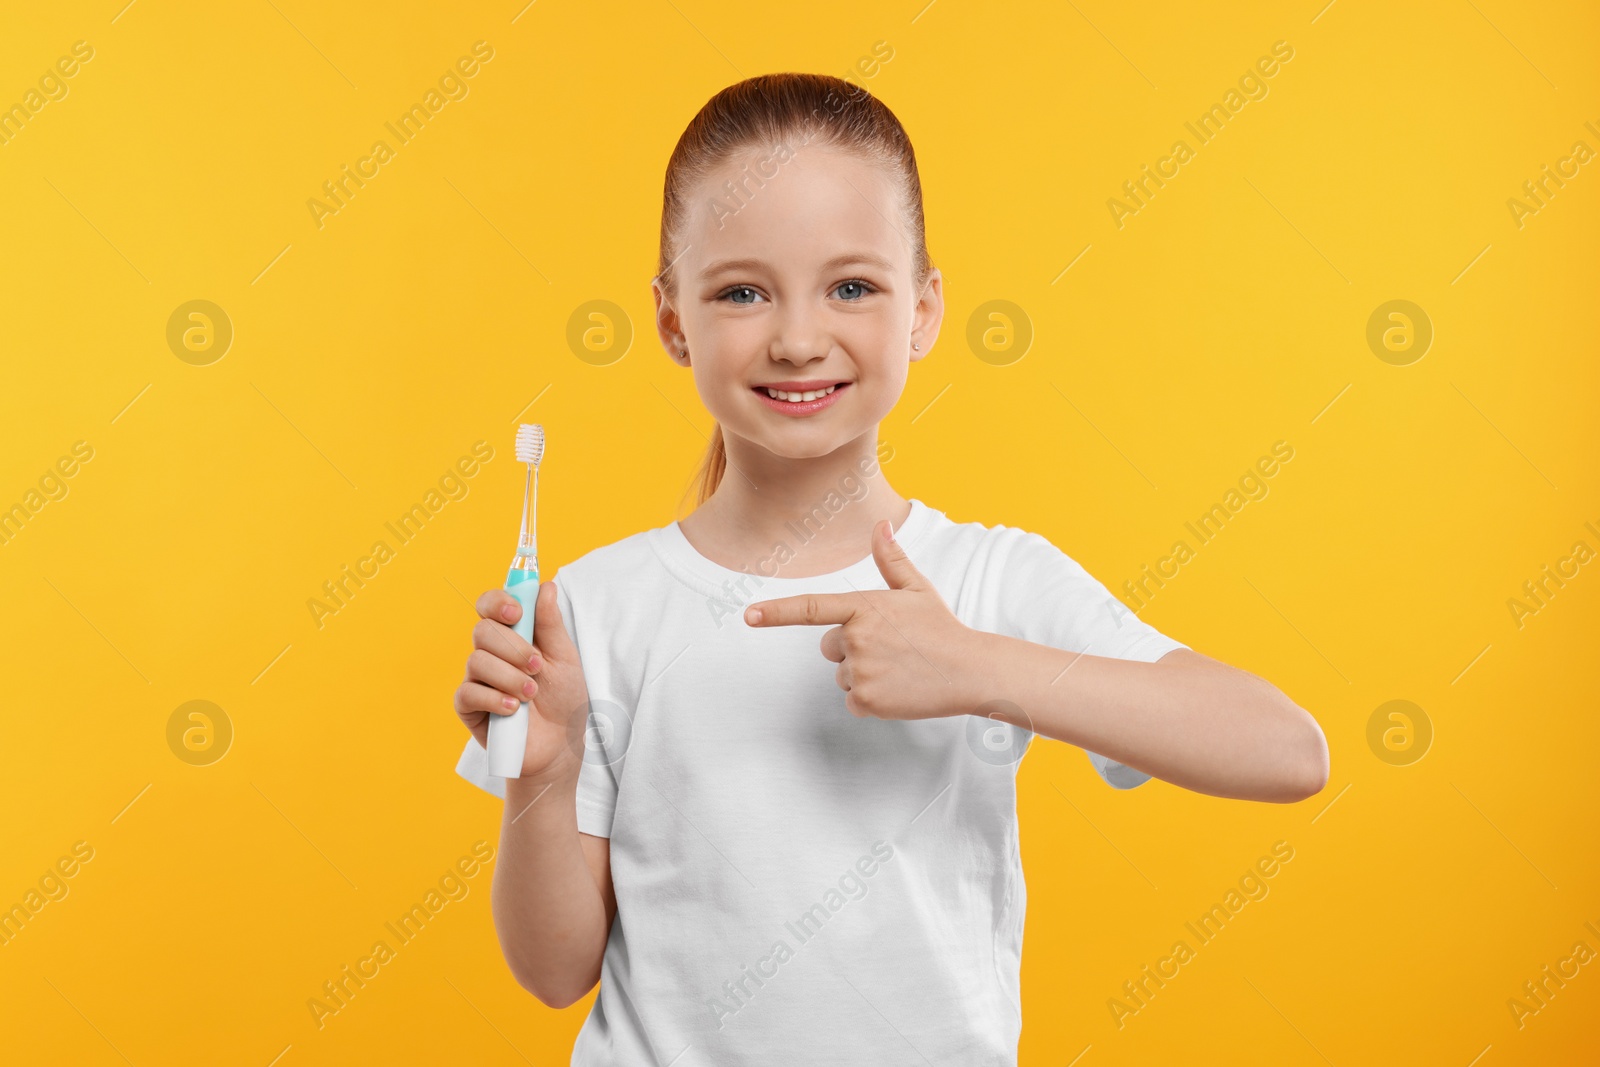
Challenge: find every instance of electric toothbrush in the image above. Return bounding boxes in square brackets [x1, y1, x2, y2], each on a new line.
[486, 423, 544, 778]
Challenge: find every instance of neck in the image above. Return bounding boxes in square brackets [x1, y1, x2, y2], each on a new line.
[682, 428, 910, 578]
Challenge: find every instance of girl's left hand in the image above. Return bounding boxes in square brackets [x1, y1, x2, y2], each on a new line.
[744, 519, 987, 721]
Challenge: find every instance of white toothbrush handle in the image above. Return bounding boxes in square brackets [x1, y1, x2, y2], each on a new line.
[486, 571, 539, 777]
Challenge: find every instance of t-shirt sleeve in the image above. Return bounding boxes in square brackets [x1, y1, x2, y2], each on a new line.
[987, 528, 1188, 789]
[454, 577, 620, 837]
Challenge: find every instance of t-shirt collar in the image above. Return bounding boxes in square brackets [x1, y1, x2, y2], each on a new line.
[648, 497, 939, 599]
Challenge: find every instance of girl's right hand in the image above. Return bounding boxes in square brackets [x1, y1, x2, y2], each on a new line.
[454, 580, 591, 782]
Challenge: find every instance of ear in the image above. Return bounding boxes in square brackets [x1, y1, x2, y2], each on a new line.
[651, 272, 691, 366]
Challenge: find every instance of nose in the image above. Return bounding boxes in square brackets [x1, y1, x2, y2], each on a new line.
[770, 305, 830, 366]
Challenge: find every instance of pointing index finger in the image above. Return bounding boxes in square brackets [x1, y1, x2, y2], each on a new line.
[745, 593, 858, 627]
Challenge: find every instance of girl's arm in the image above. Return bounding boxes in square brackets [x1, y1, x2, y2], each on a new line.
[493, 771, 616, 1007]
[969, 637, 1327, 803]
[745, 521, 1329, 805]
[456, 583, 617, 1006]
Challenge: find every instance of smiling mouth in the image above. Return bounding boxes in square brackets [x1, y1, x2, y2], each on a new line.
[751, 381, 851, 415]
[758, 384, 843, 402]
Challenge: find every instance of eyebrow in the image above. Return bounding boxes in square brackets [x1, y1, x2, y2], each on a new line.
[699, 251, 896, 278]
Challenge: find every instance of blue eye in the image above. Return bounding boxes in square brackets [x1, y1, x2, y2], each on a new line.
[835, 279, 875, 300]
[720, 286, 762, 305]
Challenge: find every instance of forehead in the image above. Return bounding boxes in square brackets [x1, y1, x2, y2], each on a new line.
[680, 141, 911, 278]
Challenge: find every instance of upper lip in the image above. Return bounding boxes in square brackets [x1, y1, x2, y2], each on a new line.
[754, 379, 850, 391]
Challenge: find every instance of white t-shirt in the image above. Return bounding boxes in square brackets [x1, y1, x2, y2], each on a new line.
[456, 497, 1186, 1065]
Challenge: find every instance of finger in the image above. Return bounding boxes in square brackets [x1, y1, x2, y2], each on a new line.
[745, 592, 858, 628]
[820, 625, 847, 664]
[871, 518, 931, 592]
[476, 588, 522, 625]
[471, 618, 539, 672]
[843, 688, 866, 718]
[454, 681, 521, 719]
[834, 661, 852, 693]
[466, 648, 538, 703]
[531, 580, 578, 661]
[452, 687, 489, 748]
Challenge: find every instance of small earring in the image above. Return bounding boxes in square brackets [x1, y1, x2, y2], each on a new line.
[912, 342, 920, 350]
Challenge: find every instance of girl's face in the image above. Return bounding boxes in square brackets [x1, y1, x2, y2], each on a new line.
[654, 142, 942, 462]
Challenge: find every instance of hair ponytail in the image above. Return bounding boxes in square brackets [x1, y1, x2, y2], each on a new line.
[680, 423, 726, 517]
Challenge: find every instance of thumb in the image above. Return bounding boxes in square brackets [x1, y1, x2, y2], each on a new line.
[872, 519, 929, 592]
[532, 580, 578, 659]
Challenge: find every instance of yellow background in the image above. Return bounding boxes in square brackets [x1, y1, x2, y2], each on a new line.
[2, 0, 1596, 1063]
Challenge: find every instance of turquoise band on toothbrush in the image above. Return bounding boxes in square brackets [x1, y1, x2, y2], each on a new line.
[506, 565, 540, 640]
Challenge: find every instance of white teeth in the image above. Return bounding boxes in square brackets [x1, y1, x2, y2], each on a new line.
[764, 385, 838, 402]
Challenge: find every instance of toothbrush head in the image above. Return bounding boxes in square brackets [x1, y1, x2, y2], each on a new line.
[516, 424, 545, 468]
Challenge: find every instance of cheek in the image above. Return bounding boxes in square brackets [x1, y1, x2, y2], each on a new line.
[858, 364, 907, 421]
[686, 347, 753, 422]
[846, 325, 911, 412]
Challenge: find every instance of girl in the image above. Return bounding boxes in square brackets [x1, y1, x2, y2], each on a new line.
[454, 73, 1327, 1065]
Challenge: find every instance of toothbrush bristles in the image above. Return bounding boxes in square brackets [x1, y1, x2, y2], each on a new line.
[515, 424, 545, 466]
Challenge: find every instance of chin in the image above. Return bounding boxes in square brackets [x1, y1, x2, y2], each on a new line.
[723, 424, 852, 460]
[789, 441, 851, 460]
[758, 436, 846, 460]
